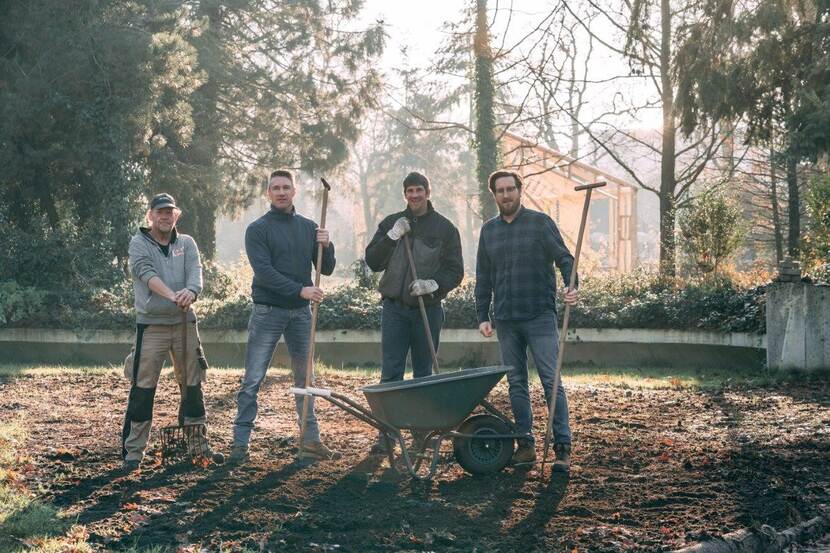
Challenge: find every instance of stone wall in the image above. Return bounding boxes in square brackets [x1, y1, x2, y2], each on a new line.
[766, 282, 830, 370]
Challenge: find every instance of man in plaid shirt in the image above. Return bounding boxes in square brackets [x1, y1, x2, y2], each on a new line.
[475, 170, 579, 472]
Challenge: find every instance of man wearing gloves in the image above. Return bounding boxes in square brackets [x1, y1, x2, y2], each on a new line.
[230, 170, 339, 464]
[122, 193, 222, 472]
[365, 172, 463, 450]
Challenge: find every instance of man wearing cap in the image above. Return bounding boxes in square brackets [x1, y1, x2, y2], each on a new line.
[476, 170, 578, 472]
[230, 170, 339, 464]
[364, 171, 464, 452]
[122, 193, 223, 472]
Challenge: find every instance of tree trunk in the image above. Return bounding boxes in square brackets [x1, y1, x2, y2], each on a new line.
[786, 152, 799, 257]
[359, 171, 374, 250]
[474, 0, 498, 220]
[177, 1, 223, 260]
[671, 515, 829, 553]
[658, 0, 677, 276]
[769, 144, 784, 264]
[781, 82, 800, 258]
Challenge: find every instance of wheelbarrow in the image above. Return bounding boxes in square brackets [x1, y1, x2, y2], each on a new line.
[291, 365, 529, 479]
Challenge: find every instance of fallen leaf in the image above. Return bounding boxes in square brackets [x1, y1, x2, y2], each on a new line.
[129, 513, 149, 525]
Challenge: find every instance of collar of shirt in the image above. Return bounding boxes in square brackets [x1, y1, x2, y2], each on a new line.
[139, 226, 178, 247]
[497, 205, 525, 225]
[268, 205, 296, 220]
[404, 200, 435, 222]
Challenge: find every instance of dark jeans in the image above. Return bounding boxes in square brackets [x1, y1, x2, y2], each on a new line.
[496, 312, 571, 446]
[380, 298, 444, 383]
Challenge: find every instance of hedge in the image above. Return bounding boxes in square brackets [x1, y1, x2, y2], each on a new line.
[0, 269, 767, 333]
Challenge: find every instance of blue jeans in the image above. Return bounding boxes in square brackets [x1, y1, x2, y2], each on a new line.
[496, 312, 571, 446]
[233, 303, 320, 447]
[380, 298, 444, 383]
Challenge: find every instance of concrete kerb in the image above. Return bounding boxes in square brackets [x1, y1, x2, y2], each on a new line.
[0, 327, 766, 369]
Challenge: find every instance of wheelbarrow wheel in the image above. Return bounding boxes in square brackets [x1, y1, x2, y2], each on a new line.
[453, 414, 514, 475]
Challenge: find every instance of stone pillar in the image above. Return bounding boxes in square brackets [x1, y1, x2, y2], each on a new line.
[766, 258, 830, 370]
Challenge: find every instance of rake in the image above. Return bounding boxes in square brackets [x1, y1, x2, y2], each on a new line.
[159, 310, 208, 465]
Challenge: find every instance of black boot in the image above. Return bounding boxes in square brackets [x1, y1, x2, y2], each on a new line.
[553, 443, 571, 473]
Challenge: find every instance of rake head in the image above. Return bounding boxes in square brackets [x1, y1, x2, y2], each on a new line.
[159, 423, 209, 466]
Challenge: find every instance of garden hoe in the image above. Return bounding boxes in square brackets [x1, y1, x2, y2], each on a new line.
[298, 177, 331, 461]
[159, 309, 209, 465]
[402, 235, 441, 374]
[540, 180, 606, 479]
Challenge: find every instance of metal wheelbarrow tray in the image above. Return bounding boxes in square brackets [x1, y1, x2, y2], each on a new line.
[291, 365, 528, 478]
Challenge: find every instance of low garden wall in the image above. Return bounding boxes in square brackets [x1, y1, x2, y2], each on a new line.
[0, 327, 766, 369]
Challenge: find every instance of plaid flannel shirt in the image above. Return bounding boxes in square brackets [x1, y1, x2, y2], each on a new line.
[475, 206, 576, 323]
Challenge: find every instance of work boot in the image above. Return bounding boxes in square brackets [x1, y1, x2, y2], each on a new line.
[301, 440, 342, 460]
[553, 443, 571, 473]
[228, 445, 249, 465]
[122, 459, 141, 473]
[511, 441, 536, 465]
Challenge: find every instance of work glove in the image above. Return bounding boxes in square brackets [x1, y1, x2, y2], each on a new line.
[409, 279, 439, 297]
[386, 217, 411, 241]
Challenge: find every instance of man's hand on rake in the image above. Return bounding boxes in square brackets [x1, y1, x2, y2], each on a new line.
[174, 289, 195, 309]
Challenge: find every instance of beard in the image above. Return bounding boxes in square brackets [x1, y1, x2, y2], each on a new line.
[497, 199, 520, 217]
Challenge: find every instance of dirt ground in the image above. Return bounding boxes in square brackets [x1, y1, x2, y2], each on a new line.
[1, 369, 829, 552]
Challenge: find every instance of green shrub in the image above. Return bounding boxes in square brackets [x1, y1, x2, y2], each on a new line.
[0, 269, 768, 333]
[677, 192, 746, 275]
[802, 174, 830, 274]
[0, 282, 47, 326]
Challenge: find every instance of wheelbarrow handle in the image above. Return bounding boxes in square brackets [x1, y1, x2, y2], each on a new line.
[290, 386, 332, 397]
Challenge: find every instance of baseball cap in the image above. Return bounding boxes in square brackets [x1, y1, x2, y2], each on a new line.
[149, 193, 177, 210]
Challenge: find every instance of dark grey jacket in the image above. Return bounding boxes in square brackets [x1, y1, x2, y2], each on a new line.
[365, 202, 463, 307]
[129, 228, 203, 325]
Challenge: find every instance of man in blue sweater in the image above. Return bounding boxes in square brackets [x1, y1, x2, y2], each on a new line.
[230, 170, 339, 463]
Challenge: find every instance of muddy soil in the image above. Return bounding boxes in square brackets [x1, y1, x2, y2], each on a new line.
[1, 370, 828, 552]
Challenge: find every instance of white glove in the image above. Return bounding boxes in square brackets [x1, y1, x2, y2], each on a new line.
[386, 217, 411, 241]
[410, 279, 439, 297]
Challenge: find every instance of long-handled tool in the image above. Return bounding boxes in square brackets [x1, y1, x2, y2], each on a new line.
[178, 309, 188, 428]
[298, 177, 331, 460]
[402, 235, 441, 374]
[540, 181, 606, 476]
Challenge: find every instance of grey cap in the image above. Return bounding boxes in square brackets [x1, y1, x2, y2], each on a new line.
[149, 193, 177, 210]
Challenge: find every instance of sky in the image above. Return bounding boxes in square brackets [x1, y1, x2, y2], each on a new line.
[359, 1, 466, 71]
[358, 0, 664, 129]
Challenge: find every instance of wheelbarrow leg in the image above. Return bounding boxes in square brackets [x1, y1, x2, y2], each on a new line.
[428, 435, 447, 478]
[383, 432, 397, 470]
